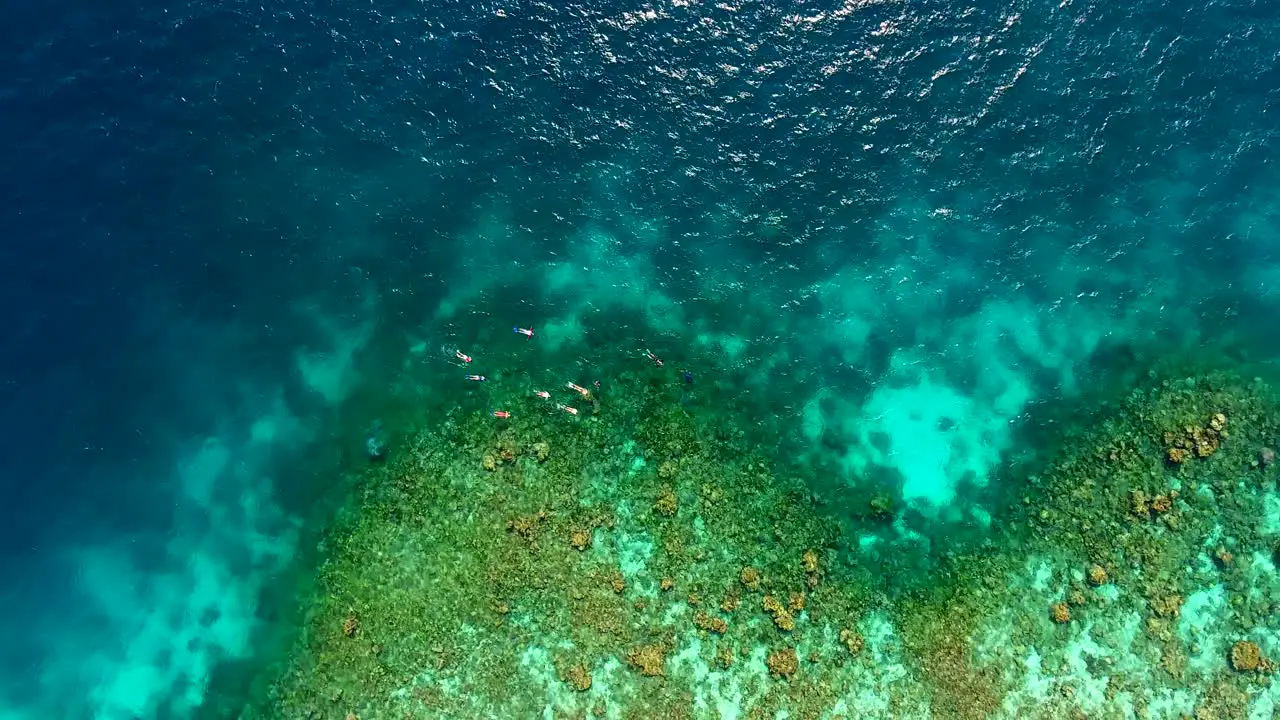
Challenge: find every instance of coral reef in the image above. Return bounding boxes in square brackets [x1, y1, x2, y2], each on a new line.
[342, 614, 359, 638]
[260, 366, 1280, 719]
[1230, 640, 1263, 672]
[839, 628, 864, 655]
[1162, 412, 1226, 462]
[506, 510, 548, 542]
[560, 663, 592, 691]
[626, 642, 668, 677]
[762, 594, 796, 632]
[692, 611, 727, 635]
[1130, 488, 1177, 517]
[1086, 564, 1108, 586]
[1150, 594, 1183, 619]
[802, 549, 819, 574]
[654, 485, 677, 516]
[766, 647, 798, 679]
[1049, 602, 1070, 624]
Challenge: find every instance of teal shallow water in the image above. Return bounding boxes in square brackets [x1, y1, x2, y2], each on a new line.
[3, 0, 1280, 716]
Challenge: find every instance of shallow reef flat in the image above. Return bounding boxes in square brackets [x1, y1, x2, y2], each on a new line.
[258, 370, 1280, 720]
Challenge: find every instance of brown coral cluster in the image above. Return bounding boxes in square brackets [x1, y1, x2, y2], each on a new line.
[1050, 602, 1071, 624]
[485, 436, 549, 470]
[693, 611, 728, 635]
[802, 549, 819, 574]
[569, 528, 592, 551]
[561, 663, 592, 691]
[763, 594, 796, 632]
[1151, 493, 1173, 513]
[1087, 564, 1109, 586]
[654, 485, 678, 516]
[506, 510, 548, 542]
[1230, 640, 1267, 672]
[1214, 546, 1234, 567]
[802, 549, 822, 588]
[840, 628, 865, 655]
[767, 647, 799, 679]
[1130, 489, 1177, 518]
[627, 642, 668, 677]
[482, 437, 520, 471]
[1150, 594, 1184, 619]
[608, 572, 626, 594]
[277, 368, 1280, 719]
[1164, 413, 1226, 463]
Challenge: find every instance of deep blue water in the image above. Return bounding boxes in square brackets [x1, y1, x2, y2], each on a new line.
[3, 0, 1280, 716]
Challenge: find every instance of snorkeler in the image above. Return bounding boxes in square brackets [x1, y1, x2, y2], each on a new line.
[456, 350, 473, 363]
[492, 410, 511, 419]
[645, 349, 663, 367]
[514, 326, 534, 338]
[565, 382, 591, 398]
[465, 374, 486, 382]
[556, 403, 579, 416]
